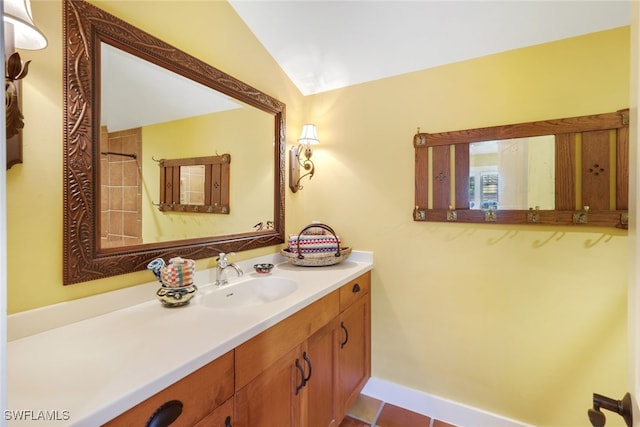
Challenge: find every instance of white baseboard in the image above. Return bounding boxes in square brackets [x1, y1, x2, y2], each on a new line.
[362, 377, 535, 427]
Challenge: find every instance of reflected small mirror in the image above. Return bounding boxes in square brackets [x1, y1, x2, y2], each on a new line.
[180, 165, 205, 205]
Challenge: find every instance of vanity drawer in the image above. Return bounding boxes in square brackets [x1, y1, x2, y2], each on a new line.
[235, 289, 339, 390]
[339, 272, 371, 312]
[103, 350, 234, 427]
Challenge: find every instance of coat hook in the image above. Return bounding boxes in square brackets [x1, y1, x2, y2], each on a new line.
[414, 127, 426, 146]
[484, 206, 497, 222]
[527, 206, 541, 223]
[447, 205, 457, 221]
[573, 205, 589, 224]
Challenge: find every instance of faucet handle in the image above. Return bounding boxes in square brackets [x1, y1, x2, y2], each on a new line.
[217, 252, 228, 267]
[217, 252, 236, 268]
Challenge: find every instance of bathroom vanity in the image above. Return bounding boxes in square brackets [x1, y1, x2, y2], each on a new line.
[7, 252, 373, 426]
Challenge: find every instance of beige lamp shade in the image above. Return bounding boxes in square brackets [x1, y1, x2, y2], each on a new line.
[4, 0, 47, 50]
[298, 124, 320, 146]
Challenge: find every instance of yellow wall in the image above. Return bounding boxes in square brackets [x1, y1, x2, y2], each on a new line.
[289, 27, 629, 427]
[6, 1, 630, 426]
[141, 107, 273, 241]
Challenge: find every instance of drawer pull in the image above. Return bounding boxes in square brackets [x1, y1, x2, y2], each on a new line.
[352, 283, 361, 293]
[225, 415, 232, 427]
[295, 358, 305, 395]
[302, 352, 312, 384]
[340, 322, 349, 349]
[146, 400, 183, 427]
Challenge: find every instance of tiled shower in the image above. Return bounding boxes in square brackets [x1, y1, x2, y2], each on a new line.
[100, 126, 142, 248]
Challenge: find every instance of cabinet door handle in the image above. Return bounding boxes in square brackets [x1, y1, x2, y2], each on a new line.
[302, 352, 312, 384]
[225, 415, 232, 427]
[295, 358, 305, 395]
[340, 322, 349, 349]
[146, 399, 183, 427]
[352, 283, 361, 293]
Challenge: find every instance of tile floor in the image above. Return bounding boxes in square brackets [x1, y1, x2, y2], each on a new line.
[339, 394, 457, 427]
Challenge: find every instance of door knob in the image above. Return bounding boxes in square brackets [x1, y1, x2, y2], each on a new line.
[588, 392, 633, 427]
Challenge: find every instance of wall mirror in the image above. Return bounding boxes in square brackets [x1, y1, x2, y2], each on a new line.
[468, 135, 555, 211]
[414, 110, 628, 227]
[64, 0, 285, 284]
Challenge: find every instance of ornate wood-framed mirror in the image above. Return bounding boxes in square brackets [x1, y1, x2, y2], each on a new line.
[414, 110, 629, 228]
[63, 0, 285, 284]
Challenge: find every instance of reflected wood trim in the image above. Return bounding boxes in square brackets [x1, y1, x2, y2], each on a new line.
[63, 0, 286, 284]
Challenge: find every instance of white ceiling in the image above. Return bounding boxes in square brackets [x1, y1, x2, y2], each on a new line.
[101, 44, 242, 132]
[228, 0, 631, 95]
[100, 1, 631, 131]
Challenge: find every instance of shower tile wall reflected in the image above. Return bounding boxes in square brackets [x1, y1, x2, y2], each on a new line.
[100, 126, 142, 248]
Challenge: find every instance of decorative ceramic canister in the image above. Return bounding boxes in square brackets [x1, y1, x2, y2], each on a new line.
[155, 284, 198, 308]
[147, 257, 198, 307]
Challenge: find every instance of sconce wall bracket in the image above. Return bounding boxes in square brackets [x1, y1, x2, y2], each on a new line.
[5, 52, 30, 169]
[4, 0, 49, 169]
[289, 145, 315, 193]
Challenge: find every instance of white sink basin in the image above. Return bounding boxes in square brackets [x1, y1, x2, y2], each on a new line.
[198, 277, 298, 309]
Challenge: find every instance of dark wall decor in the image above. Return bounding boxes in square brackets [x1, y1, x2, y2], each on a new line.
[414, 110, 629, 228]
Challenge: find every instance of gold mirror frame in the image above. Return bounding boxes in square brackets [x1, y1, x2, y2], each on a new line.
[63, 0, 285, 284]
[414, 110, 629, 228]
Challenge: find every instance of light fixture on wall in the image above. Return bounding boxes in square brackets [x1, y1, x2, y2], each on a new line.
[289, 124, 319, 193]
[3, 0, 47, 169]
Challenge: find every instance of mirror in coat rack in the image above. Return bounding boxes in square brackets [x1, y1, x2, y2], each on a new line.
[414, 109, 629, 227]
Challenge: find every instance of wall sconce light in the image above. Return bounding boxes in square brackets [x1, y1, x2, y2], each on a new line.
[4, 0, 47, 169]
[289, 124, 319, 193]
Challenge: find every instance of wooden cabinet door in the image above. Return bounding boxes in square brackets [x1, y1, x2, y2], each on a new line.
[103, 351, 234, 427]
[194, 398, 234, 427]
[302, 318, 339, 427]
[235, 345, 303, 427]
[337, 292, 371, 420]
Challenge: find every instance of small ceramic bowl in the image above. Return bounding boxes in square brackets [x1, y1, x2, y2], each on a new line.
[253, 263, 274, 274]
[156, 283, 197, 307]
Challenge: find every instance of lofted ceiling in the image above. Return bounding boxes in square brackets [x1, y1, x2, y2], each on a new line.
[100, 1, 631, 131]
[228, 0, 631, 95]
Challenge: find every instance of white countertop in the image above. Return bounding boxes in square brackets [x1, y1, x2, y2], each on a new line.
[7, 251, 373, 426]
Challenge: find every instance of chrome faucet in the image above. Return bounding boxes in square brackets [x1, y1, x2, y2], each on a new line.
[215, 252, 243, 286]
